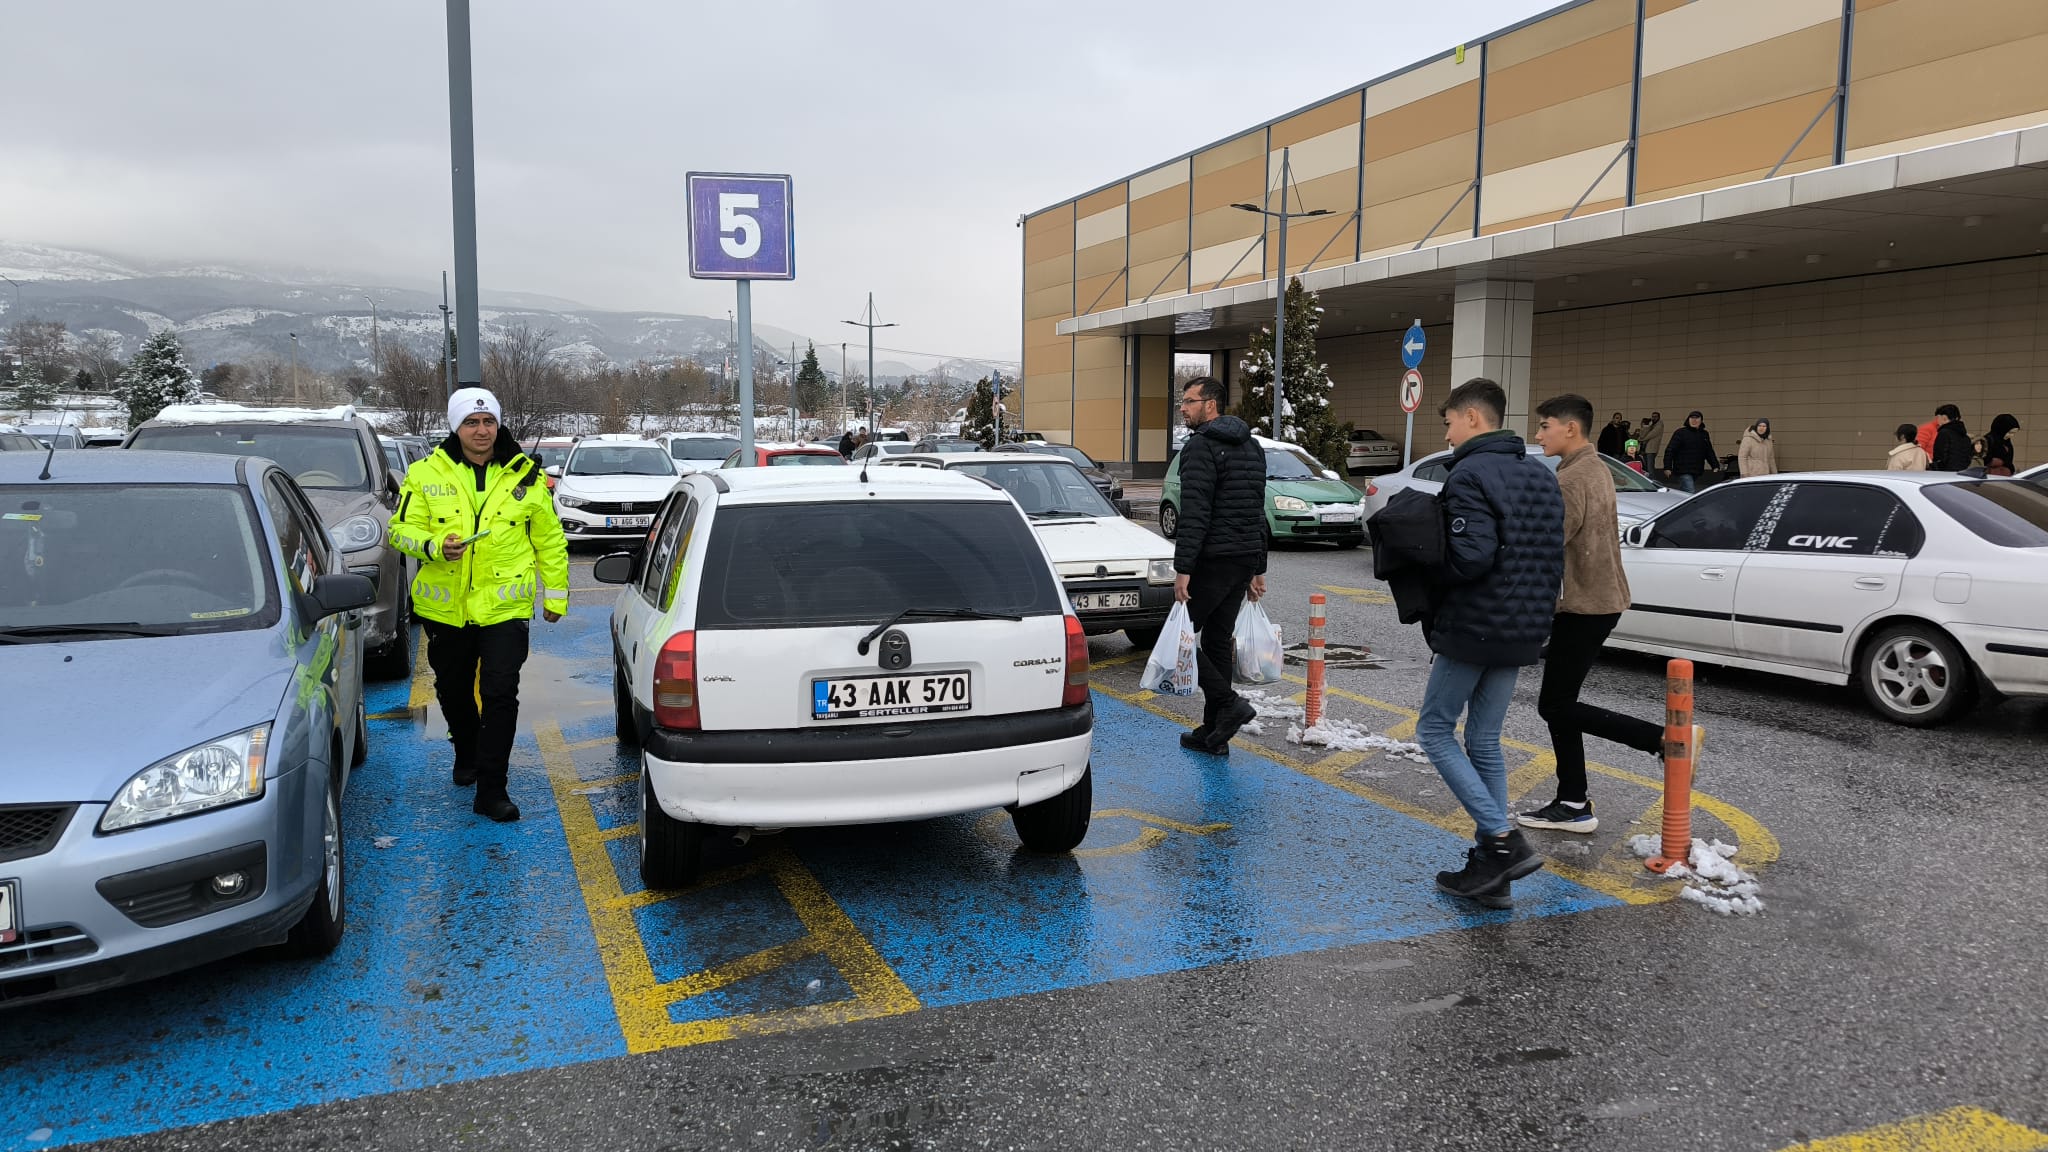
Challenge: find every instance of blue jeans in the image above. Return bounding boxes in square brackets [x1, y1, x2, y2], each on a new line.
[1415, 655, 1521, 837]
[1674, 472, 1697, 493]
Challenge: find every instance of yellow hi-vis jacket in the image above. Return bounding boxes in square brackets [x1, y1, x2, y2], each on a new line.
[390, 441, 570, 627]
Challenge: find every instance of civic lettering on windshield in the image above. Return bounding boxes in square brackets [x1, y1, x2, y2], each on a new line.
[1786, 534, 1857, 550]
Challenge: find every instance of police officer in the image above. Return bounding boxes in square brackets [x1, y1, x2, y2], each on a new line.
[390, 387, 570, 822]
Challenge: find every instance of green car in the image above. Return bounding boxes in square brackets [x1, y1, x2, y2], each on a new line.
[1161, 436, 1366, 549]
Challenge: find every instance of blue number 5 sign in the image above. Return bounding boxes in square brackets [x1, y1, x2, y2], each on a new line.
[686, 172, 795, 280]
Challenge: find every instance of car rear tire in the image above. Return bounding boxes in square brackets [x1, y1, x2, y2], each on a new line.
[613, 661, 640, 747]
[1011, 766, 1092, 853]
[1124, 625, 1162, 650]
[350, 699, 368, 768]
[1860, 622, 1976, 727]
[639, 771, 704, 889]
[1335, 537, 1362, 551]
[1158, 502, 1178, 538]
[287, 766, 347, 957]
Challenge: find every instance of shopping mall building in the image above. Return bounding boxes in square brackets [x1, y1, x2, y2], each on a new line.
[1019, 0, 2047, 475]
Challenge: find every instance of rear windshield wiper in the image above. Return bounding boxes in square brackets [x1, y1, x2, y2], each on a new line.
[0, 622, 183, 643]
[857, 606, 1024, 654]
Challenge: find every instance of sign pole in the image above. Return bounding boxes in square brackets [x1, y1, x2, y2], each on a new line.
[736, 279, 755, 465]
[1399, 319, 1427, 466]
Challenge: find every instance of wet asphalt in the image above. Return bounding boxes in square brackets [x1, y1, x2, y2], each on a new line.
[84, 537, 2048, 1152]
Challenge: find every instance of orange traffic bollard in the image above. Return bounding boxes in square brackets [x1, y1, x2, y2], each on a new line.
[1305, 593, 1327, 728]
[1646, 658, 1695, 874]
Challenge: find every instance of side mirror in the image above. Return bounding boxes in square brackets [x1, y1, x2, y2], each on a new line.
[592, 552, 635, 585]
[386, 471, 402, 495]
[545, 465, 562, 478]
[1622, 523, 1652, 548]
[308, 573, 377, 619]
[1321, 469, 1340, 481]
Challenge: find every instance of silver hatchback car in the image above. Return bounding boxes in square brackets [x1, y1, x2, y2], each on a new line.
[0, 450, 374, 1006]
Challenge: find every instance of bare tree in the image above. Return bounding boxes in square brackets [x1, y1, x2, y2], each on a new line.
[482, 325, 571, 440]
[377, 342, 442, 435]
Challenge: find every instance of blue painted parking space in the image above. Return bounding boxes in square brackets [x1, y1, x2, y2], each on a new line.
[2, 606, 1619, 1149]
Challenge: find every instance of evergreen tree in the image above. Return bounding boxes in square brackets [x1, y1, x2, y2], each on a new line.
[794, 341, 831, 415]
[962, 376, 1000, 449]
[8, 368, 58, 420]
[112, 329, 201, 427]
[1232, 276, 1350, 473]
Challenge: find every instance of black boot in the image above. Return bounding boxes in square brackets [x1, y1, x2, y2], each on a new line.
[1179, 726, 1218, 751]
[1487, 829, 1546, 882]
[473, 789, 520, 823]
[452, 761, 477, 787]
[1435, 845, 1513, 907]
[1208, 696, 1259, 746]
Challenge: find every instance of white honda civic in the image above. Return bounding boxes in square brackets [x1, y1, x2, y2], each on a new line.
[1610, 472, 2048, 726]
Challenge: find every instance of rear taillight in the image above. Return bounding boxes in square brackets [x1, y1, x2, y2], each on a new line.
[652, 630, 700, 730]
[1063, 615, 1089, 707]
[1365, 480, 1378, 497]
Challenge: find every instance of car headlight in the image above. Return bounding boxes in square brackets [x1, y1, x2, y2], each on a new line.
[101, 725, 269, 832]
[1147, 559, 1175, 585]
[556, 493, 589, 509]
[334, 514, 383, 551]
[1273, 495, 1310, 512]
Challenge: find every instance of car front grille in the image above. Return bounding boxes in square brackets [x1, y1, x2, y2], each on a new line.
[0, 926, 102, 1002]
[0, 805, 74, 864]
[576, 501, 655, 517]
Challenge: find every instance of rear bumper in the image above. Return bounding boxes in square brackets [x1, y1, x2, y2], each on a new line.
[1271, 513, 1364, 542]
[1950, 623, 2048, 697]
[642, 703, 1094, 827]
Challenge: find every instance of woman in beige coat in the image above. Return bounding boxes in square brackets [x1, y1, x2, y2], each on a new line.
[1738, 418, 1778, 477]
[1887, 423, 1929, 470]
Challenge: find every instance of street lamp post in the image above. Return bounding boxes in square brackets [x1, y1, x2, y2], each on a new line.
[1232, 147, 1330, 441]
[359, 293, 381, 378]
[289, 333, 301, 403]
[842, 294, 895, 436]
[1, 275, 21, 317]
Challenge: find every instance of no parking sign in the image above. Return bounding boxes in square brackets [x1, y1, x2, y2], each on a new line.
[1400, 368, 1423, 414]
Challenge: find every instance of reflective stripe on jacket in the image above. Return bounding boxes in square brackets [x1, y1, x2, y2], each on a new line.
[390, 439, 570, 627]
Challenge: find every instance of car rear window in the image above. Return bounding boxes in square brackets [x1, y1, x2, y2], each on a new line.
[1922, 481, 2048, 548]
[131, 424, 370, 491]
[671, 437, 737, 461]
[695, 500, 1066, 628]
[767, 452, 844, 466]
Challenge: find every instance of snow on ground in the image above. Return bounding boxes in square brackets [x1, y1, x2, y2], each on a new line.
[118, 308, 176, 334]
[1629, 835, 1763, 915]
[1236, 690, 1433, 763]
[182, 308, 289, 331]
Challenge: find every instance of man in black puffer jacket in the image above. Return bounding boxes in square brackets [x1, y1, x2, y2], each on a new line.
[1171, 376, 1268, 754]
[1416, 378, 1565, 907]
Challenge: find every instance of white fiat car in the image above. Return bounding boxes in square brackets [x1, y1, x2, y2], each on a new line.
[594, 467, 1095, 887]
[880, 452, 1175, 647]
[549, 436, 677, 545]
[1611, 472, 2048, 726]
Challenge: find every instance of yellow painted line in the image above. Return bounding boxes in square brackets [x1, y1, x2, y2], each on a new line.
[1093, 808, 1232, 837]
[406, 630, 435, 710]
[1318, 583, 1394, 605]
[1504, 749, 1558, 809]
[1090, 651, 1146, 670]
[565, 736, 617, 752]
[536, 723, 918, 1053]
[366, 709, 413, 721]
[1778, 1107, 2048, 1152]
[976, 807, 1230, 858]
[1075, 827, 1169, 857]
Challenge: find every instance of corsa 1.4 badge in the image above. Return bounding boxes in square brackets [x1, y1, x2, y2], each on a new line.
[685, 172, 795, 281]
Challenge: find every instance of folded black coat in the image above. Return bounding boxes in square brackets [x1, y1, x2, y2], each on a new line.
[1367, 486, 1445, 626]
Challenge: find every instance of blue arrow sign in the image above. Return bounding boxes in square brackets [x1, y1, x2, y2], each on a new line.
[1400, 320, 1426, 370]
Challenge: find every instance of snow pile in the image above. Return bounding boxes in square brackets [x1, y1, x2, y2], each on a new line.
[1241, 689, 1304, 723]
[1629, 836, 1763, 915]
[1288, 716, 1433, 763]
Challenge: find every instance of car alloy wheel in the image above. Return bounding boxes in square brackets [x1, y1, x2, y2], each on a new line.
[1861, 624, 1973, 726]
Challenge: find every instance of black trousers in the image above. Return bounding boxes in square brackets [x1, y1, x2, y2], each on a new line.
[1187, 559, 1256, 726]
[422, 618, 530, 793]
[1537, 612, 1664, 803]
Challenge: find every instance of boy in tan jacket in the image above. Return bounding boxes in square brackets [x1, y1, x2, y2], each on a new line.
[1520, 394, 1691, 833]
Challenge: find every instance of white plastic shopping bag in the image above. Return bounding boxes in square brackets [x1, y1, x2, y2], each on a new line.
[1233, 600, 1284, 683]
[1142, 602, 1199, 696]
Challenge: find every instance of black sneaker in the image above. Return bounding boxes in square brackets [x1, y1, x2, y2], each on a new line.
[1488, 829, 1546, 882]
[473, 792, 520, 822]
[1435, 846, 1513, 908]
[1517, 798, 1598, 833]
[1208, 697, 1259, 745]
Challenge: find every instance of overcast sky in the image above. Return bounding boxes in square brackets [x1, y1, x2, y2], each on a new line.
[5, 0, 1548, 361]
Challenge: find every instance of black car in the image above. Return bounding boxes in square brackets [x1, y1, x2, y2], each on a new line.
[910, 437, 986, 454]
[1018, 442, 1130, 515]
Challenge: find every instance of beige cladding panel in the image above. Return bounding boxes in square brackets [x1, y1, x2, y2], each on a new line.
[1365, 82, 1480, 164]
[1270, 122, 1361, 189]
[1484, 24, 1635, 124]
[1129, 184, 1189, 234]
[1364, 131, 1480, 207]
[1077, 184, 1126, 220]
[1073, 399, 1124, 460]
[1276, 215, 1358, 274]
[1191, 202, 1262, 252]
[1074, 272, 1124, 314]
[1074, 205, 1126, 251]
[1485, 0, 1633, 71]
[1642, 154, 1829, 201]
[1640, 0, 1840, 77]
[1279, 169, 1359, 217]
[1130, 255, 1189, 301]
[1850, 0, 2048, 78]
[1075, 239, 1122, 281]
[1481, 196, 1625, 235]
[1366, 52, 1481, 117]
[1024, 253, 1071, 294]
[1848, 33, 2048, 154]
[1025, 282, 1073, 324]
[1193, 131, 1264, 178]
[1636, 90, 1836, 200]
[1191, 236, 1263, 289]
[1360, 180, 1474, 254]
[1192, 154, 1267, 215]
[1483, 84, 1633, 174]
[1480, 139, 1630, 228]
[1638, 22, 1843, 136]
[1128, 219, 1188, 266]
[1129, 158, 1190, 202]
[1271, 95, 1362, 149]
[1024, 204, 1073, 265]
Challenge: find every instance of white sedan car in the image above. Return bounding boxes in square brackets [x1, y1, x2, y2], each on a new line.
[881, 452, 1175, 647]
[549, 436, 678, 544]
[1610, 472, 2048, 725]
[1364, 444, 1688, 530]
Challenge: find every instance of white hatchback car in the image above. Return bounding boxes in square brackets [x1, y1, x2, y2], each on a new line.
[550, 436, 677, 544]
[879, 452, 1176, 647]
[1611, 472, 2048, 725]
[593, 467, 1095, 887]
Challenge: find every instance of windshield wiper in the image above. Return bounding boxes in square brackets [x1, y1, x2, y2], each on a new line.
[0, 622, 182, 643]
[857, 606, 1024, 654]
[1027, 509, 1096, 520]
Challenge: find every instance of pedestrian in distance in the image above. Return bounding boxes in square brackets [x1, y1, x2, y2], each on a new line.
[1984, 413, 2020, 476]
[1635, 411, 1665, 461]
[1414, 378, 1564, 907]
[1738, 418, 1778, 477]
[390, 387, 571, 823]
[1169, 375, 1268, 756]
[1520, 394, 1696, 835]
[1596, 411, 1631, 458]
[1662, 410, 1716, 493]
[1887, 423, 1929, 470]
[836, 426, 857, 458]
[1621, 437, 1648, 474]
[1930, 405, 1973, 471]
[1916, 404, 1958, 461]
